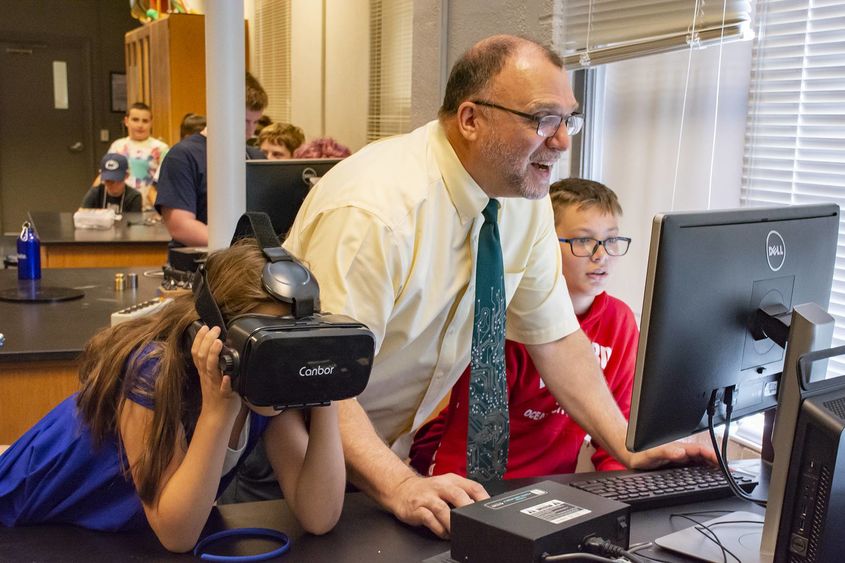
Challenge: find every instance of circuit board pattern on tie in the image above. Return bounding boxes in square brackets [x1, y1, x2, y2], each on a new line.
[467, 198, 509, 481]
[467, 284, 508, 480]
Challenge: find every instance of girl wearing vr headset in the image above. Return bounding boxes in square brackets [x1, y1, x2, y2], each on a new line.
[0, 239, 345, 552]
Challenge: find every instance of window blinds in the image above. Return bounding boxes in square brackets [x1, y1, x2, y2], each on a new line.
[367, 0, 413, 142]
[255, 0, 292, 123]
[741, 0, 845, 347]
[560, 0, 753, 69]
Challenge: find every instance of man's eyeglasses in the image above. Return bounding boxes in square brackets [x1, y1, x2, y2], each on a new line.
[472, 100, 584, 138]
[558, 237, 631, 257]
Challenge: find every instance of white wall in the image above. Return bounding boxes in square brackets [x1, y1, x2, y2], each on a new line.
[324, 0, 370, 151]
[410, 0, 447, 129]
[444, 0, 555, 66]
[290, 0, 326, 143]
[597, 40, 753, 317]
[411, 0, 562, 123]
[245, 1, 370, 151]
[410, 0, 571, 176]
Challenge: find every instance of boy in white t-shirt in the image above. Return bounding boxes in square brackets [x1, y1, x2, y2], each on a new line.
[106, 102, 169, 210]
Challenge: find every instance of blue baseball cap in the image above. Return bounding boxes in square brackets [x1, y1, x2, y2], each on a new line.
[100, 153, 129, 182]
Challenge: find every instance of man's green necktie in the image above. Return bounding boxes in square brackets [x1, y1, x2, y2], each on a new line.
[466, 198, 509, 481]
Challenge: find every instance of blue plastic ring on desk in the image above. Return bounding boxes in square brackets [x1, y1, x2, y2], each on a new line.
[193, 527, 291, 562]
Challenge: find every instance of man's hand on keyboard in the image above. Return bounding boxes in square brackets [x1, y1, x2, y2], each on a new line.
[626, 440, 718, 470]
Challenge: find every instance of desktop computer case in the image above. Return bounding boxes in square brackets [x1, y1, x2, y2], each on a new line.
[775, 388, 845, 562]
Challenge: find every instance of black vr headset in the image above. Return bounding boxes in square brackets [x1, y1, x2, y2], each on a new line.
[188, 212, 375, 409]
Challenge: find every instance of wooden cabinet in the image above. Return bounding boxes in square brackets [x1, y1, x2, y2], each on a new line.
[125, 14, 206, 146]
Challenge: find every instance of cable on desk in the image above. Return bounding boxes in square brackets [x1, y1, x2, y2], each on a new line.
[626, 543, 675, 563]
[673, 510, 733, 517]
[581, 536, 645, 563]
[627, 510, 743, 563]
[193, 527, 290, 562]
[540, 553, 620, 562]
[706, 390, 767, 508]
[541, 536, 646, 562]
[669, 512, 762, 563]
[699, 519, 764, 563]
[670, 513, 734, 563]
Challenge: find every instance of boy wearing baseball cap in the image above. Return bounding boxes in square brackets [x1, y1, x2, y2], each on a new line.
[80, 153, 142, 214]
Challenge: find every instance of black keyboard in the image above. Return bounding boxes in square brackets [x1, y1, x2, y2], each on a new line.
[568, 465, 758, 511]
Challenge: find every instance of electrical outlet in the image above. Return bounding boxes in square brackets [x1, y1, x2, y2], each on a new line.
[100, 129, 110, 142]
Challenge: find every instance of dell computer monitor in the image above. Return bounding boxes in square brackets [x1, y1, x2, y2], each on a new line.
[245, 158, 342, 236]
[626, 203, 840, 453]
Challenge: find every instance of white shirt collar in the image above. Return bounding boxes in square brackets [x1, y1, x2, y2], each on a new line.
[428, 121, 490, 225]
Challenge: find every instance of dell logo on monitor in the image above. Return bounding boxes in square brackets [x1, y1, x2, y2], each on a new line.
[766, 230, 786, 271]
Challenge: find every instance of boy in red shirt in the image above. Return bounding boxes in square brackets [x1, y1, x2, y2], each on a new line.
[410, 178, 639, 478]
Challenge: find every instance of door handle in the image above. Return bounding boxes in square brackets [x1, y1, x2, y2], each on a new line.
[68, 141, 84, 152]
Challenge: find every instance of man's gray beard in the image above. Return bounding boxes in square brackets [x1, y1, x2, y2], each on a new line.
[479, 134, 556, 200]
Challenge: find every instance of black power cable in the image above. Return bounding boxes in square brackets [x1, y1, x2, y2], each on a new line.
[541, 535, 646, 562]
[581, 536, 644, 562]
[706, 389, 767, 508]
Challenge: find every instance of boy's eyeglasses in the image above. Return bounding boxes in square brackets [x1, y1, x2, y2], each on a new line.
[471, 100, 584, 138]
[558, 237, 631, 257]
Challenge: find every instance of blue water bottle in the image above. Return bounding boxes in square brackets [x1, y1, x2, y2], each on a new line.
[17, 220, 41, 280]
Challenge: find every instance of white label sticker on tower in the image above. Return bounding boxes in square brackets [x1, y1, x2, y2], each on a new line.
[484, 488, 548, 510]
[520, 499, 590, 524]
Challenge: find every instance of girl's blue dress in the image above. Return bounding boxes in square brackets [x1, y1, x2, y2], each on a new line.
[0, 350, 269, 531]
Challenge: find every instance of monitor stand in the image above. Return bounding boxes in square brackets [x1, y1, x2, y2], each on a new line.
[654, 511, 765, 563]
[653, 303, 834, 563]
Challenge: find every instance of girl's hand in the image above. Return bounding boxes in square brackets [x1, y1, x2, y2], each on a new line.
[191, 325, 241, 420]
[122, 325, 246, 552]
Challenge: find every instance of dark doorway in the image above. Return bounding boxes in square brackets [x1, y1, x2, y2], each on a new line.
[0, 36, 94, 234]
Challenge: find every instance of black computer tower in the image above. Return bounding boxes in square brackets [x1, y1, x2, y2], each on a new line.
[775, 386, 845, 562]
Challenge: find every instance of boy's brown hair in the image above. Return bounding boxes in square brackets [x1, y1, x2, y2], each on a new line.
[127, 101, 152, 116]
[258, 122, 305, 154]
[245, 71, 269, 112]
[549, 178, 623, 225]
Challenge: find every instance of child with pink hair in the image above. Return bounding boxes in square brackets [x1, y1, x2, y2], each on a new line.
[292, 138, 351, 159]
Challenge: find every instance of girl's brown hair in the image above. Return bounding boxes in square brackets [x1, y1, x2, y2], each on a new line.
[76, 239, 275, 503]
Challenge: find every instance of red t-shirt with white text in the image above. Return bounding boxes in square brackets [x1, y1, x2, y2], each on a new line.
[409, 291, 639, 478]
